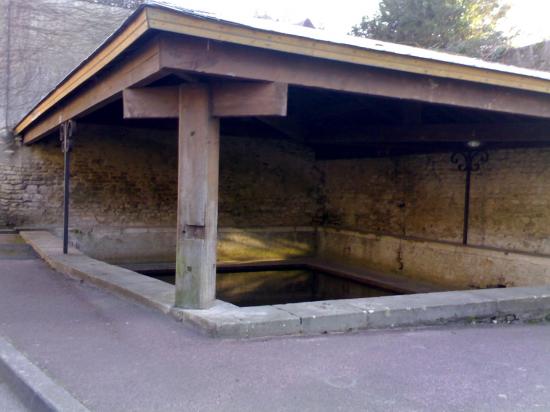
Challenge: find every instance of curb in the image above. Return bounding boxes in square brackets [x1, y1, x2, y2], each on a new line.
[19, 230, 550, 340]
[0, 336, 89, 412]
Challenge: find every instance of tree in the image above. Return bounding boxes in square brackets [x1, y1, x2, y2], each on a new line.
[351, 0, 511, 59]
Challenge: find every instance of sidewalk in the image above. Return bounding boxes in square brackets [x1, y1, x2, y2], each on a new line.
[1, 234, 550, 411]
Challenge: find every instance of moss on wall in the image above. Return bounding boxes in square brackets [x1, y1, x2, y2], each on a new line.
[321, 148, 550, 255]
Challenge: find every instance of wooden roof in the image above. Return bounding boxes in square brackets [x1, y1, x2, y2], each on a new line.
[14, 4, 550, 142]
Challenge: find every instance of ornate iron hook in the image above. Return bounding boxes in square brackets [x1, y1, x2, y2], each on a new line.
[450, 150, 489, 173]
[59, 120, 76, 153]
[450, 148, 489, 245]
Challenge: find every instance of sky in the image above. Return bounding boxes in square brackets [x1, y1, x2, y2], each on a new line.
[165, 0, 550, 47]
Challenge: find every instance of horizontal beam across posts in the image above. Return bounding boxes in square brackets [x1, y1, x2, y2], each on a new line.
[123, 86, 178, 118]
[308, 122, 550, 144]
[159, 34, 550, 119]
[123, 82, 288, 119]
[211, 81, 287, 117]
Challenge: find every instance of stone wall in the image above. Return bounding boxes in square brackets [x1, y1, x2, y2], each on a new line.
[1, 125, 178, 228]
[0, 123, 320, 235]
[65, 226, 317, 264]
[320, 148, 550, 255]
[317, 228, 550, 289]
[219, 135, 321, 227]
[0, 0, 130, 137]
[4, 121, 550, 286]
[0, 0, 9, 137]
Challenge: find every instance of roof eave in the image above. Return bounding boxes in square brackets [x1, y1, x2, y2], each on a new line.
[14, 4, 550, 137]
[14, 6, 151, 136]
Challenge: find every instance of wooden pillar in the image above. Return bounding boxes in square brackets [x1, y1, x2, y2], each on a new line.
[175, 84, 220, 309]
[121, 81, 286, 308]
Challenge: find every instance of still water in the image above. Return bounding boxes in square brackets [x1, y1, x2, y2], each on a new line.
[139, 268, 397, 307]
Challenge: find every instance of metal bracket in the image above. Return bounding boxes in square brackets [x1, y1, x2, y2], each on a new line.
[59, 120, 76, 153]
[450, 149, 489, 245]
[451, 150, 489, 173]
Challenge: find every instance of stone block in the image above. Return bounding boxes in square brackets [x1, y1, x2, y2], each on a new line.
[274, 300, 368, 334]
[472, 287, 550, 320]
[347, 291, 498, 328]
[174, 304, 301, 338]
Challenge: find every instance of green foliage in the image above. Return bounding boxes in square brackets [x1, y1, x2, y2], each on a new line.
[351, 0, 511, 59]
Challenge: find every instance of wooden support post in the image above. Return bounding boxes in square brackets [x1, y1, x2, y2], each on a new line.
[175, 84, 220, 309]
[123, 81, 287, 309]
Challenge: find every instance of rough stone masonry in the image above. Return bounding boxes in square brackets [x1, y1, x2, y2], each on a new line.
[3, 119, 550, 289]
[3, 0, 550, 291]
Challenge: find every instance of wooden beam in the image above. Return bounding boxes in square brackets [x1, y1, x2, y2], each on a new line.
[256, 116, 306, 141]
[159, 35, 550, 119]
[123, 86, 178, 119]
[308, 122, 550, 144]
[23, 37, 164, 144]
[123, 82, 288, 119]
[147, 7, 550, 95]
[17, 5, 550, 138]
[175, 83, 220, 309]
[15, 9, 150, 136]
[211, 82, 287, 117]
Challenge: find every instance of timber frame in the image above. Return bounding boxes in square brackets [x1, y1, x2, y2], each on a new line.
[13, 4, 550, 308]
[14, 3, 550, 142]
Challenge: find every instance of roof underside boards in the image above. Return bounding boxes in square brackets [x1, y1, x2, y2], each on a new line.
[15, 3, 550, 142]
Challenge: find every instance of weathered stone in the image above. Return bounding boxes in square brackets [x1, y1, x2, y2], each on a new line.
[174, 304, 301, 338]
[347, 292, 498, 328]
[275, 300, 368, 334]
[14, 230, 550, 339]
[321, 149, 550, 256]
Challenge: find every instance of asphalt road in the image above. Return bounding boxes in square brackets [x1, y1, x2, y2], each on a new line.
[0, 376, 27, 412]
[1, 234, 549, 411]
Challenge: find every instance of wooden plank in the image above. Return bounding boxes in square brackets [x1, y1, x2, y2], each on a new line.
[123, 82, 287, 119]
[146, 7, 550, 95]
[123, 86, 178, 118]
[175, 84, 220, 309]
[211, 82, 287, 117]
[23, 37, 163, 144]
[160, 35, 550, 119]
[256, 116, 306, 141]
[309, 122, 550, 144]
[15, 9, 150, 135]
[17, 5, 550, 138]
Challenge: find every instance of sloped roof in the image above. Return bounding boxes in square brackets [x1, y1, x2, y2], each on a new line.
[15, 2, 550, 135]
[158, 2, 550, 81]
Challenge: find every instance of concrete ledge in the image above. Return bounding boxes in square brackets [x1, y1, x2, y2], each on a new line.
[172, 287, 550, 337]
[21, 231, 550, 339]
[172, 301, 302, 338]
[274, 301, 368, 334]
[0, 336, 89, 412]
[20, 231, 174, 314]
[318, 227, 550, 289]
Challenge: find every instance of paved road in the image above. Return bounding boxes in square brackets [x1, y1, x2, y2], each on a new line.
[0, 376, 28, 412]
[1, 234, 550, 411]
